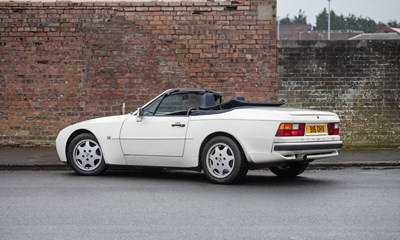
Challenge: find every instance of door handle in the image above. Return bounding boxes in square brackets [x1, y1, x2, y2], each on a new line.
[171, 122, 186, 127]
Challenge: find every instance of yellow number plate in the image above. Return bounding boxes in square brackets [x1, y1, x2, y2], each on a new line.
[306, 125, 327, 135]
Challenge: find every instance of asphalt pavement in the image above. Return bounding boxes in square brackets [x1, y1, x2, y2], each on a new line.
[0, 147, 399, 170]
[1, 169, 399, 240]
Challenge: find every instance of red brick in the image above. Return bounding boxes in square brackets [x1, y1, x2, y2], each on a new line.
[161, 7, 174, 11]
[0, 0, 277, 146]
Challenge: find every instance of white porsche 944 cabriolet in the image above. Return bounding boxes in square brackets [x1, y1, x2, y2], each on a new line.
[56, 89, 342, 184]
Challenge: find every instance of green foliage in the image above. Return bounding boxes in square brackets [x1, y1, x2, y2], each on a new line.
[279, 15, 293, 24]
[315, 8, 328, 30]
[387, 20, 400, 28]
[280, 7, 400, 32]
[293, 10, 307, 24]
[279, 9, 307, 25]
[315, 8, 374, 32]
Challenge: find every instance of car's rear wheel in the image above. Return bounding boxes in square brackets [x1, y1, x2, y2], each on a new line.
[201, 136, 248, 184]
[67, 133, 107, 176]
[270, 162, 309, 177]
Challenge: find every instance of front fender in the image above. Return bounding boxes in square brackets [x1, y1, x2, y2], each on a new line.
[55, 115, 131, 165]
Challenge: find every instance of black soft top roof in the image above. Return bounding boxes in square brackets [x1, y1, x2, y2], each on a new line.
[166, 88, 221, 98]
[199, 98, 286, 110]
[166, 89, 285, 110]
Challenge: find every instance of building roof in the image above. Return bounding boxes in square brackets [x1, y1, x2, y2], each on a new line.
[349, 32, 400, 40]
[376, 27, 400, 34]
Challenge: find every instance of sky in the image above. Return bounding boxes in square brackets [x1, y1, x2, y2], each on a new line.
[277, 0, 400, 26]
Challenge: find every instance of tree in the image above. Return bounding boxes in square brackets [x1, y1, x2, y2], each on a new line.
[387, 20, 400, 28]
[315, 9, 377, 33]
[286, 8, 399, 32]
[315, 8, 328, 30]
[279, 9, 308, 25]
[332, 13, 346, 30]
[357, 17, 376, 33]
[315, 9, 347, 31]
[346, 14, 359, 31]
[279, 15, 293, 24]
[293, 10, 307, 24]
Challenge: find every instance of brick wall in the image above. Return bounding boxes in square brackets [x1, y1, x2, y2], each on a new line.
[0, 0, 277, 146]
[277, 40, 400, 148]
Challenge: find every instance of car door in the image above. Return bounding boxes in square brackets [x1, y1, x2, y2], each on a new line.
[120, 115, 189, 157]
[119, 93, 200, 162]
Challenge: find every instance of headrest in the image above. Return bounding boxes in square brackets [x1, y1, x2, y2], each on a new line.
[200, 93, 216, 108]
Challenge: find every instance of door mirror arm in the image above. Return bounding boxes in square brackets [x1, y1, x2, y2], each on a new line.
[136, 107, 144, 122]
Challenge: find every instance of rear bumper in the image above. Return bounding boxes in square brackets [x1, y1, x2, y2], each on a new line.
[248, 140, 343, 165]
[274, 142, 343, 151]
[272, 140, 343, 161]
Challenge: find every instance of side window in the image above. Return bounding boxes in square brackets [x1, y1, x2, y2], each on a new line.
[143, 97, 163, 116]
[155, 93, 201, 116]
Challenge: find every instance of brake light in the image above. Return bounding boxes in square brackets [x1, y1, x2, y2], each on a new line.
[328, 123, 340, 135]
[276, 123, 305, 137]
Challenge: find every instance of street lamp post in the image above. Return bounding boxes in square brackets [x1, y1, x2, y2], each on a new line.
[328, 0, 331, 40]
[277, 16, 280, 40]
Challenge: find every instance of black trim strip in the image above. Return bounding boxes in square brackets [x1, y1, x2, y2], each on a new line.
[274, 143, 343, 151]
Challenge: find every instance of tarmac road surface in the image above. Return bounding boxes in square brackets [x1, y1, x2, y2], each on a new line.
[0, 169, 399, 240]
[0, 147, 400, 170]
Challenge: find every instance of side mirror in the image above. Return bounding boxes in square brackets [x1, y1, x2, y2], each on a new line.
[136, 107, 144, 122]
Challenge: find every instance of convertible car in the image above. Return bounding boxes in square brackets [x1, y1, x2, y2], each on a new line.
[56, 89, 342, 184]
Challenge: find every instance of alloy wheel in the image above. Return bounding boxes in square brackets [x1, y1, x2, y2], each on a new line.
[73, 139, 103, 171]
[206, 143, 235, 178]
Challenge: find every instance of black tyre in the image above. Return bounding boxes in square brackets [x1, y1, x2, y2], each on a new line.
[270, 162, 309, 177]
[201, 136, 248, 184]
[67, 133, 107, 176]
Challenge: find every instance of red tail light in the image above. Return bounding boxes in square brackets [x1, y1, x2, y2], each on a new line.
[328, 123, 340, 135]
[276, 123, 305, 137]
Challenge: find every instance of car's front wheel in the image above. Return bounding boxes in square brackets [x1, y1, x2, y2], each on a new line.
[67, 133, 107, 176]
[201, 136, 248, 184]
[270, 162, 309, 177]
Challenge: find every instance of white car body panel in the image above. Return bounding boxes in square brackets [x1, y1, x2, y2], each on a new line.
[56, 89, 343, 170]
[120, 116, 189, 157]
[186, 107, 340, 165]
[120, 116, 191, 167]
[56, 115, 130, 165]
